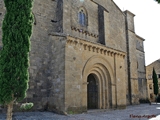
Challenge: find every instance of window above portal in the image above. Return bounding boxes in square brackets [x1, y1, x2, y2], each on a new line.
[78, 8, 87, 26]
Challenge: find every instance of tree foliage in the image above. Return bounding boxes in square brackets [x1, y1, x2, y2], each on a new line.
[155, 0, 160, 3]
[152, 68, 159, 96]
[0, 0, 33, 106]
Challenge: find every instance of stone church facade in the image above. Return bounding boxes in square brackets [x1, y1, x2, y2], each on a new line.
[0, 0, 147, 113]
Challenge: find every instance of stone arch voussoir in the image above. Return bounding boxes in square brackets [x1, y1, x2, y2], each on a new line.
[82, 55, 114, 109]
[82, 55, 114, 84]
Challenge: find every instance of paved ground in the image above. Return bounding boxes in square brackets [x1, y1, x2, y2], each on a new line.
[0, 103, 160, 120]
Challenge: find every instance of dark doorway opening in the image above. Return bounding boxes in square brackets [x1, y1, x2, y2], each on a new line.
[87, 74, 98, 109]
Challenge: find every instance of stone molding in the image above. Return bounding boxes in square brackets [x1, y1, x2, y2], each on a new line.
[66, 36, 126, 59]
[71, 26, 99, 38]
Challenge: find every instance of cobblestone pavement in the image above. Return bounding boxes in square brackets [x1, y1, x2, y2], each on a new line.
[0, 104, 160, 120]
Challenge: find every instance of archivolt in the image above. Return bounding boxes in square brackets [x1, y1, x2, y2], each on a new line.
[82, 55, 114, 84]
[82, 55, 114, 109]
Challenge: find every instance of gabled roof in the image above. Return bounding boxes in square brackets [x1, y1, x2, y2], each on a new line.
[147, 59, 160, 67]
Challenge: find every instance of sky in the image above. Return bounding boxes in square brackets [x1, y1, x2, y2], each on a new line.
[113, 0, 160, 66]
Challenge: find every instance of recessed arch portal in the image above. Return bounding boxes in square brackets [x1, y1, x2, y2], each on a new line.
[87, 74, 98, 109]
[82, 56, 114, 109]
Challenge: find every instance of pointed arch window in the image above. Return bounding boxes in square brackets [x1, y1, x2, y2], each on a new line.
[78, 9, 87, 26]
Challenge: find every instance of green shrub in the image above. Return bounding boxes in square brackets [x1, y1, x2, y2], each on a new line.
[20, 102, 34, 111]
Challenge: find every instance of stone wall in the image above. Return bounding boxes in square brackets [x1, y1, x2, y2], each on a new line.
[62, 0, 127, 53]
[136, 35, 147, 100]
[125, 10, 147, 104]
[105, 1, 126, 53]
[0, 0, 66, 112]
[26, 0, 66, 112]
[124, 10, 139, 104]
[0, 0, 147, 114]
[124, 11, 135, 32]
[63, 0, 99, 43]
[128, 31, 140, 104]
[65, 36, 126, 113]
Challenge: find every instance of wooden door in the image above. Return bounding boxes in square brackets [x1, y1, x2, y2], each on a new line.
[87, 74, 98, 109]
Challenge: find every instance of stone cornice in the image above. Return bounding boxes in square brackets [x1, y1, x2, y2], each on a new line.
[66, 36, 126, 59]
[71, 26, 99, 38]
[124, 10, 135, 17]
[136, 34, 145, 41]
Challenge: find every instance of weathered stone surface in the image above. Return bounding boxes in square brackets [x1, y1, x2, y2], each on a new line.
[0, 0, 147, 114]
[124, 10, 147, 105]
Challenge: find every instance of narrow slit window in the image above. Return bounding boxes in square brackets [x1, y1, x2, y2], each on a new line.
[78, 9, 87, 26]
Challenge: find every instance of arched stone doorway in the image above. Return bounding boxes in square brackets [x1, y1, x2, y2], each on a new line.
[87, 74, 98, 109]
[82, 56, 115, 110]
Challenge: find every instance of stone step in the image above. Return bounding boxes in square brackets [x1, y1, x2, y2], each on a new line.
[87, 109, 112, 113]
